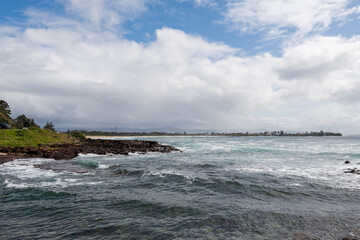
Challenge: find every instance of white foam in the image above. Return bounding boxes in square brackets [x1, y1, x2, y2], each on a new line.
[97, 164, 110, 169]
[231, 162, 360, 190]
[4, 177, 102, 189]
[0, 158, 61, 180]
[144, 169, 195, 180]
[0, 158, 102, 189]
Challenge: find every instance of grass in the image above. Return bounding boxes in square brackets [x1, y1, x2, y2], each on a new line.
[0, 128, 78, 147]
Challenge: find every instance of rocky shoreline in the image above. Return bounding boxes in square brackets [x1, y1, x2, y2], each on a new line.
[0, 138, 180, 164]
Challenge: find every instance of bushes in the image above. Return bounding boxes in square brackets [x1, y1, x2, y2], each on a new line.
[0, 100, 12, 125]
[0, 100, 11, 117]
[13, 114, 39, 129]
[70, 131, 87, 142]
[44, 122, 55, 131]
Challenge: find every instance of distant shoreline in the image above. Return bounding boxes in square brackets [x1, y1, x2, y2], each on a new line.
[86, 134, 343, 138]
[78, 130, 342, 138]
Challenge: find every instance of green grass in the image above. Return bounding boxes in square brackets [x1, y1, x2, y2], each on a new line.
[0, 128, 78, 147]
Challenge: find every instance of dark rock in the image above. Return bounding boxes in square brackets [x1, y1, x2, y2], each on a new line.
[344, 160, 351, 164]
[0, 139, 180, 164]
[344, 168, 360, 174]
[341, 236, 360, 240]
[292, 232, 312, 240]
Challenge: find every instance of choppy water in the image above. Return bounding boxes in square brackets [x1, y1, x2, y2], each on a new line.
[1, 136, 360, 239]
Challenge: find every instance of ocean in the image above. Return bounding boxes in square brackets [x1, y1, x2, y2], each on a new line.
[1, 136, 360, 239]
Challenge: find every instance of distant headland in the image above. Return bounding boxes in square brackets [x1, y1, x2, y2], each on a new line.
[0, 100, 179, 164]
[75, 130, 342, 137]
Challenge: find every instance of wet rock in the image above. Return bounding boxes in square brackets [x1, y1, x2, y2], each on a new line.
[292, 232, 312, 240]
[0, 139, 180, 164]
[341, 235, 360, 240]
[344, 160, 351, 164]
[344, 168, 360, 174]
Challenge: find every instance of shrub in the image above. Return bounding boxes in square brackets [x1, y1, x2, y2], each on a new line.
[14, 114, 39, 129]
[44, 122, 55, 131]
[0, 99, 11, 117]
[70, 131, 87, 142]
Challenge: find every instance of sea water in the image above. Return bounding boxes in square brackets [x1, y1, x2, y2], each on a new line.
[1, 136, 360, 239]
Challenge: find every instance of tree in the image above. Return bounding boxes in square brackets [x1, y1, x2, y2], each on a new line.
[44, 122, 55, 131]
[14, 114, 39, 129]
[0, 100, 11, 117]
[70, 131, 86, 142]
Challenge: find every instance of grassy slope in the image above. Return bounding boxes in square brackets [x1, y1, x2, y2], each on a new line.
[0, 129, 77, 147]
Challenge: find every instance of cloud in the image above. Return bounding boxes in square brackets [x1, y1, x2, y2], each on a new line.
[178, 0, 218, 8]
[225, 0, 359, 40]
[0, 23, 280, 130]
[2, 22, 360, 132]
[59, 0, 150, 30]
[271, 35, 360, 133]
[1, 0, 360, 133]
[277, 35, 360, 99]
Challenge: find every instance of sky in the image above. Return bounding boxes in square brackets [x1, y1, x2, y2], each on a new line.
[1, 0, 360, 134]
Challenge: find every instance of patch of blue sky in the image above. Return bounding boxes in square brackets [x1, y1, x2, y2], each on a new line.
[0, 1, 63, 27]
[325, 18, 360, 38]
[323, 0, 360, 38]
[0, 0, 31, 24]
[1, 0, 359, 57]
[0, 1, 306, 56]
[122, 0, 272, 55]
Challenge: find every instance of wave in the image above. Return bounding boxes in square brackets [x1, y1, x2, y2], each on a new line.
[1, 186, 75, 202]
[314, 152, 360, 159]
[140, 170, 322, 200]
[111, 168, 145, 176]
[178, 210, 354, 239]
[232, 164, 360, 190]
[0, 159, 63, 182]
[72, 160, 99, 168]
[106, 199, 203, 217]
[193, 163, 218, 169]
[3, 177, 101, 189]
[143, 169, 197, 182]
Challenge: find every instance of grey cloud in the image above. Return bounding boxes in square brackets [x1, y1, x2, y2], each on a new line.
[278, 53, 353, 81]
[1, 2, 360, 134]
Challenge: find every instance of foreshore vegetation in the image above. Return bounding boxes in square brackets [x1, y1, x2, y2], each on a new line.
[0, 99, 81, 147]
[0, 128, 77, 147]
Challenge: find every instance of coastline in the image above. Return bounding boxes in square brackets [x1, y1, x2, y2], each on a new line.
[86, 134, 344, 138]
[85, 135, 217, 138]
[0, 138, 180, 165]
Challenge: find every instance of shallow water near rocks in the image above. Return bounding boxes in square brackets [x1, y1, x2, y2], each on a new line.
[1, 136, 360, 239]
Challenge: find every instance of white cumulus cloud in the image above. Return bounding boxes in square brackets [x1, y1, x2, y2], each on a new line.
[59, 0, 150, 30]
[1, 0, 360, 134]
[225, 0, 358, 40]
